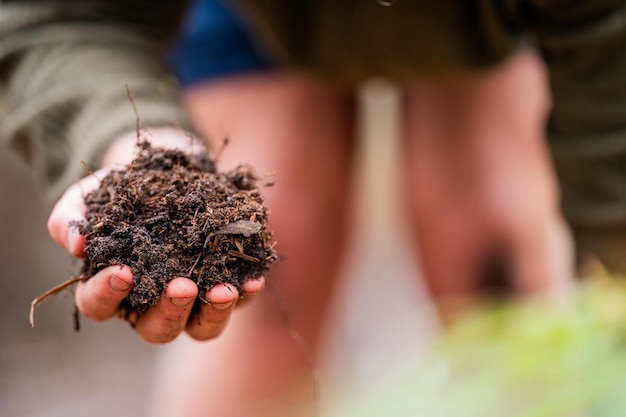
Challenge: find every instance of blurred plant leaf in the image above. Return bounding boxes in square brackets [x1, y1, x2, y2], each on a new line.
[328, 278, 626, 417]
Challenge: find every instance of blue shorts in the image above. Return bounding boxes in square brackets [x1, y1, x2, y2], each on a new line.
[168, 0, 272, 87]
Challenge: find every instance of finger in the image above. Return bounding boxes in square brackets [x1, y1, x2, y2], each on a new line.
[186, 283, 239, 341]
[236, 276, 265, 308]
[75, 265, 134, 321]
[134, 277, 198, 344]
[47, 169, 109, 257]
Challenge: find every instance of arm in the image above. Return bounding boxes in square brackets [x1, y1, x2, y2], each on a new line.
[0, 0, 192, 202]
[1, 1, 263, 343]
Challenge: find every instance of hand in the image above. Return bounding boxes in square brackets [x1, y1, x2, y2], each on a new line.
[47, 127, 265, 343]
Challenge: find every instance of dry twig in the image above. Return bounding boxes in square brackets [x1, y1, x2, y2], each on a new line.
[29, 274, 89, 328]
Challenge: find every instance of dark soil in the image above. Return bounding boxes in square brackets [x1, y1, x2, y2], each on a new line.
[76, 141, 278, 314]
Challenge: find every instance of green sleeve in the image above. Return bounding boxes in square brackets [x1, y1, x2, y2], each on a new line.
[525, 0, 626, 268]
[0, 1, 193, 204]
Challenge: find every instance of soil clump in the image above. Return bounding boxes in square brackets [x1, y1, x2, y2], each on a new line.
[76, 141, 277, 314]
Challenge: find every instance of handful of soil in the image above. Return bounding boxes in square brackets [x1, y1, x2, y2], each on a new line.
[76, 141, 277, 314]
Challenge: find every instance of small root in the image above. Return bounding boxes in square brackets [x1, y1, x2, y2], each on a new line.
[125, 83, 141, 144]
[213, 136, 230, 162]
[29, 274, 89, 328]
[266, 281, 318, 417]
[187, 252, 204, 280]
[227, 250, 260, 263]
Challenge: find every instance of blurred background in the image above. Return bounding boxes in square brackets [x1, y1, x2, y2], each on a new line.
[0, 127, 155, 415]
[0, 81, 439, 417]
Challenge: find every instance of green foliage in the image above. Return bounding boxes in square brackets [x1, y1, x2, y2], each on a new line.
[329, 279, 626, 417]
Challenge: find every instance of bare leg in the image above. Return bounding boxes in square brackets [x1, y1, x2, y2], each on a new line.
[151, 72, 354, 416]
[402, 51, 573, 319]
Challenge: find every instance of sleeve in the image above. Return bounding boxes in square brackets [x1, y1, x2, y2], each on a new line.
[522, 0, 626, 268]
[0, 1, 194, 204]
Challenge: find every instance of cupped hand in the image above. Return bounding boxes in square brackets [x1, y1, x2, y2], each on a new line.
[46, 127, 265, 343]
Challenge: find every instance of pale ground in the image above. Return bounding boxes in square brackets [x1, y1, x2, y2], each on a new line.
[0, 81, 439, 417]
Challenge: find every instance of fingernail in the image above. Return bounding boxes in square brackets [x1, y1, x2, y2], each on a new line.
[212, 300, 234, 310]
[170, 297, 195, 307]
[109, 275, 132, 292]
[242, 276, 265, 292]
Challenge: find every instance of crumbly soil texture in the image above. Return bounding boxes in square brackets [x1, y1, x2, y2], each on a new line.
[76, 141, 277, 314]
